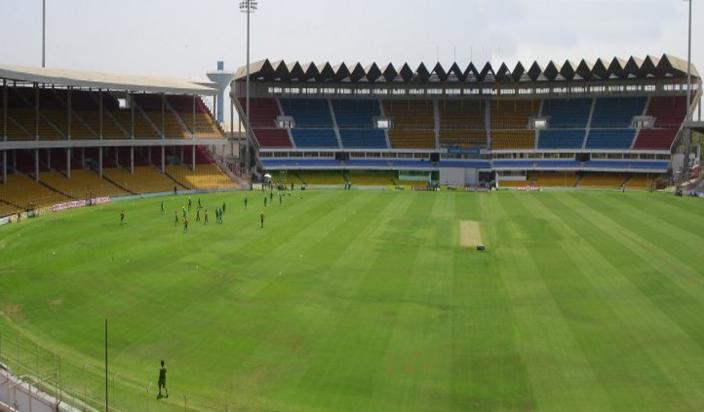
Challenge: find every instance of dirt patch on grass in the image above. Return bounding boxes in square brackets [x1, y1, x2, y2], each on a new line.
[47, 298, 64, 307]
[459, 220, 484, 249]
[2, 300, 24, 322]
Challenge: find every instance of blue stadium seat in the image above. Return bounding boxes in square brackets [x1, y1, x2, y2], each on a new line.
[279, 99, 333, 128]
[332, 100, 388, 148]
[290, 129, 339, 148]
[542, 99, 593, 128]
[537, 129, 586, 149]
[591, 97, 647, 128]
[585, 129, 636, 149]
[332, 100, 379, 128]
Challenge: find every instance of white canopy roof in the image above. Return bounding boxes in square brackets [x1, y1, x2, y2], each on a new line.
[0, 65, 218, 95]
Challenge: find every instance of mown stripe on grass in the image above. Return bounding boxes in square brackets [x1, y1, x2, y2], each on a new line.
[525, 192, 696, 411]
[484, 192, 612, 411]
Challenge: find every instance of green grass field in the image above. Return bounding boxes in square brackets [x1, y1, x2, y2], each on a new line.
[2, 189, 704, 411]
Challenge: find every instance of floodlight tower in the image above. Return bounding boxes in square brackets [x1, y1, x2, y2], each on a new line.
[207, 61, 235, 124]
[240, 0, 258, 178]
[681, 0, 694, 181]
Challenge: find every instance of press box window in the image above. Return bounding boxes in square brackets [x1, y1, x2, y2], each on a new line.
[632, 116, 655, 129]
[531, 117, 549, 130]
[275, 116, 295, 129]
[375, 117, 393, 130]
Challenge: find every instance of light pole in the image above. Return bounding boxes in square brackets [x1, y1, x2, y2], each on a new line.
[240, 0, 258, 179]
[42, 0, 46, 67]
[681, 0, 694, 182]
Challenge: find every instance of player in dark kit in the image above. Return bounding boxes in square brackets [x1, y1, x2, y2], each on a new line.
[183, 217, 189, 233]
[160, 201, 164, 215]
[260, 212, 264, 229]
[244, 197, 248, 209]
[120, 210, 125, 225]
[196, 208, 201, 222]
[264, 197, 268, 208]
[187, 197, 192, 211]
[158, 360, 168, 398]
[174, 211, 179, 226]
[222, 202, 226, 213]
[204, 209, 209, 225]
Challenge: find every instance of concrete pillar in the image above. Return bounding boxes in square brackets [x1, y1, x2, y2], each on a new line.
[2, 79, 7, 141]
[67, 87, 72, 140]
[35, 84, 40, 140]
[66, 148, 71, 178]
[180, 146, 184, 163]
[148, 146, 152, 165]
[34, 149, 39, 181]
[99, 89, 104, 139]
[192, 94, 196, 140]
[130, 146, 134, 174]
[47, 148, 51, 170]
[2, 150, 6, 184]
[192, 145, 196, 172]
[99, 148, 103, 177]
[81, 147, 85, 169]
[161, 93, 166, 139]
[130, 93, 135, 139]
[161, 146, 165, 174]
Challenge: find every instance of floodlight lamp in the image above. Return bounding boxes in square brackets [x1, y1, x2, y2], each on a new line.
[240, 0, 258, 13]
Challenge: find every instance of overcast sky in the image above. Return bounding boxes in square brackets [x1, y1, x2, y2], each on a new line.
[0, 0, 701, 121]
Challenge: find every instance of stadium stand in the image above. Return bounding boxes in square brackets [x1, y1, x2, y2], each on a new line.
[238, 98, 293, 148]
[279, 98, 339, 148]
[168, 96, 225, 139]
[584, 97, 645, 149]
[490, 100, 540, 149]
[40, 170, 127, 198]
[624, 174, 656, 189]
[0, 174, 70, 209]
[103, 167, 175, 194]
[332, 100, 388, 148]
[347, 170, 397, 186]
[633, 96, 688, 150]
[383, 100, 435, 148]
[166, 164, 236, 190]
[585, 129, 637, 149]
[532, 172, 578, 187]
[578, 173, 627, 188]
[295, 170, 345, 185]
[537, 99, 592, 149]
[438, 100, 486, 148]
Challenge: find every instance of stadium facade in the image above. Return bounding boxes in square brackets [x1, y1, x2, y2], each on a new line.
[232, 54, 701, 187]
[0, 65, 236, 218]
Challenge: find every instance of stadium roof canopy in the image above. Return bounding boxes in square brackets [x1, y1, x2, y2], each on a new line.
[0, 65, 218, 95]
[234, 54, 699, 83]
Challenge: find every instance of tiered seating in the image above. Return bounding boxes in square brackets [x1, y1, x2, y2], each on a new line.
[104, 166, 175, 194]
[585, 129, 636, 149]
[590, 97, 646, 128]
[166, 164, 236, 190]
[295, 171, 345, 185]
[135, 95, 190, 139]
[40, 170, 127, 198]
[532, 172, 577, 187]
[168, 96, 225, 139]
[586, 97, 645, 149]
[491, 100, 540, 149]
[538, 99, 592, 149]
[538, 130, 586, 149]
[1, 113, 32, 139]
[280, 99, 339, 148]
[0, 174, 70, 209]
[383, 100, 435, 148]
[9, 109, 64, 139]
[498, 180, 531, 188]
[108, 110, 160, 139]
[491, 131, 536, 149]
[347, 170, 397, 186]
[239, 98, 292, 148]
[578, 173, 627, 188]
[332, 100, 388, 148]
[0, 200, 21, 218]
[634, 97, 688, 150]
[438, 100, 486, 147]
[624, 174, 655, 189]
